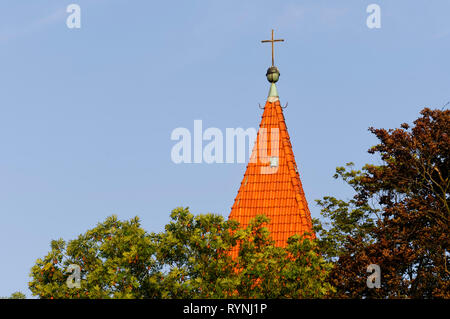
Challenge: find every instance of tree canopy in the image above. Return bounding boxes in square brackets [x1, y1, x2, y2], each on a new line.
[29, 209, 333, 299]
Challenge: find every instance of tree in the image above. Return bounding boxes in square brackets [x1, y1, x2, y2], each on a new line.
[312, 166, 380, 264]
[150, 208, 240, 298]
[0, 291, 26, 299]
[314, 108, 449, 298]
[29, 208, 334, 298]
[154, 210, 333, 298]
[29, 215, 160, 299]
[230, 215, 334, 298]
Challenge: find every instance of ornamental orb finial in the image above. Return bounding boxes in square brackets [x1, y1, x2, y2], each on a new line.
[266, 66, 280, 83]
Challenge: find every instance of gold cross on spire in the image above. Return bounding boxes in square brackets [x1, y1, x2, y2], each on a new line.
[261, 29, 284, 66]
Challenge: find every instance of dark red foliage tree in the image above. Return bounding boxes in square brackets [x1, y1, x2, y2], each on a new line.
[317, 108, 449, 298]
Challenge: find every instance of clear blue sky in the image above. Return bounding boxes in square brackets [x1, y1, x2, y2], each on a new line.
[0, 0, 449, 297]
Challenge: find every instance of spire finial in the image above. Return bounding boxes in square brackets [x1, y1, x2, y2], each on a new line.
[262, 30, 283, 89]
[261, 29, 284, 67]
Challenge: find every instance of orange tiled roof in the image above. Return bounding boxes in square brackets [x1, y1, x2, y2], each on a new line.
[228, 98, 314, 258]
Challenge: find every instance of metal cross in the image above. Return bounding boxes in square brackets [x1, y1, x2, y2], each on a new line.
[261, 29, 284, 66]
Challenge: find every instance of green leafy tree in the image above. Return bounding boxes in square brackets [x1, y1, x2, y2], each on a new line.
[0, 291, 26, 299]
[232, 215, 334, 298]
[10, 291, 26, 299]
[151, 208, 240, 298]
[29, 215, 161, 298]
[312, 164, 381, 263]
[29, 208, 334, 298]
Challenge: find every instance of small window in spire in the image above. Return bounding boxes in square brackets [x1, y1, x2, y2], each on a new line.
[270, 156, 279, 168]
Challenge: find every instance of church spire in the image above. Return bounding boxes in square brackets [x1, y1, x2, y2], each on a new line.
[228, 31, 314, 258]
